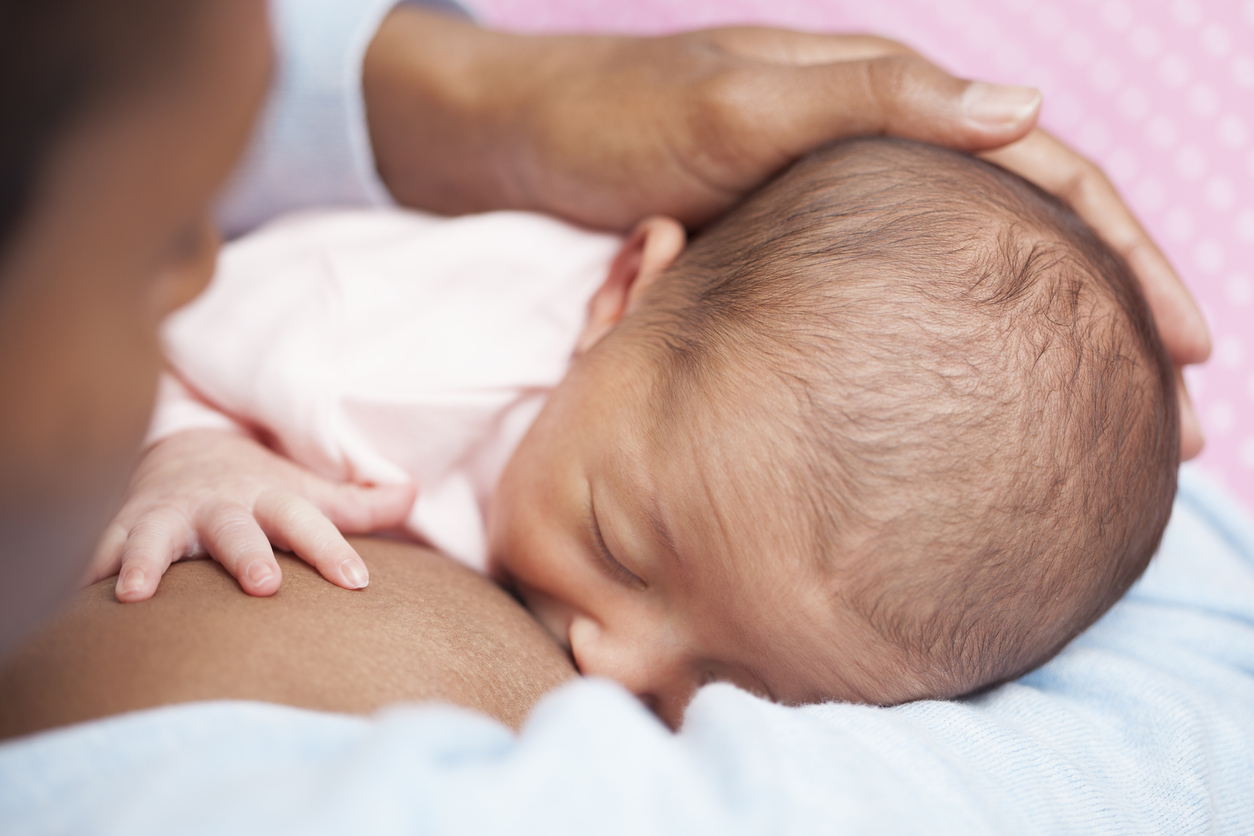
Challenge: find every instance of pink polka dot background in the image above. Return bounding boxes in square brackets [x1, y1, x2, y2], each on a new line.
[468, 0, 1254, 514]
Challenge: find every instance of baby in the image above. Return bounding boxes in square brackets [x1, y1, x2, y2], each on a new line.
[100, 138, 1178, 727]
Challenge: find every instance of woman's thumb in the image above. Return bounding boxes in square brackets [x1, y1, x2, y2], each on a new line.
[780, 55, 1041, 156]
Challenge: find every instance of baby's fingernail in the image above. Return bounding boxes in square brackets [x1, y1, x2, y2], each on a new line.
[118, 568, 146, 597]
[246, 561, 276, 587]
[340, 558, 368, 590]
[963, 82, 1042, 127]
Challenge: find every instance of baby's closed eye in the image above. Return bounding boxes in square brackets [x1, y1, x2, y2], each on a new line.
[587, 505, 645, 590]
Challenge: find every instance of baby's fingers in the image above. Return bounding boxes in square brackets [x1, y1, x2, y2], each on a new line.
[112, 507, 198, 603]
[254, 490, 370, 591]
[86, 521, 129, 587]
[307, 480, 416, 534]
[196, 500, 284, 596]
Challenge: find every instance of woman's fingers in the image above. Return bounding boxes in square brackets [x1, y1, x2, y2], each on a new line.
[1178, 369, 1205, 462]
[763, 55, 1041, 162]
[979, 129, 1212, 366]
[196, 500, 283, 597]
[979, 129, 1210, 459]
[253, 490, 369, 591]
[707, 29, 915, 66]
[113, 506, 198, 603]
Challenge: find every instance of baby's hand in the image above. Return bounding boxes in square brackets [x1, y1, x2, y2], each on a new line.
[88, 429, 416, 602]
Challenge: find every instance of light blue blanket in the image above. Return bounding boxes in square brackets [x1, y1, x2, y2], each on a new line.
[2, 465, 1252, 834]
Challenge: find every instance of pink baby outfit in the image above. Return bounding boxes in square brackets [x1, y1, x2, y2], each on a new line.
[150, 209, 622, 570]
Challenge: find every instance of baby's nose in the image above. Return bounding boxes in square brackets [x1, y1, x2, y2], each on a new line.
[569, 615, 696, 729]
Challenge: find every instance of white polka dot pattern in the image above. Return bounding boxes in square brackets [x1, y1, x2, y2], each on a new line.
[470, 0, 1254, 512]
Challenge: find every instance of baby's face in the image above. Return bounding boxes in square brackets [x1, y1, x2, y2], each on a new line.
[487, 339, 885, 728]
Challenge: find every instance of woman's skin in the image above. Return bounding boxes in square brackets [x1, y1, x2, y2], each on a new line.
[0, 0, 272, 660]
[0, 538, 576, 739]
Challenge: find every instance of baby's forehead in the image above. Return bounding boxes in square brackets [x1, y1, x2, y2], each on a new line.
[638, 379, 826, 561]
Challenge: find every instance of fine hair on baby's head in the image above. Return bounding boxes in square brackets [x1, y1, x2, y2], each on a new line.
[629, 137, 1179, 702]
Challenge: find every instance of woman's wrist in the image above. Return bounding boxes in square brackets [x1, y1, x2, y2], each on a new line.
[363, 6, 545, 215]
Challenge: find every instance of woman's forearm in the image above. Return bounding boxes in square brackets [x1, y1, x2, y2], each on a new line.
[360, 6, 1044, 231]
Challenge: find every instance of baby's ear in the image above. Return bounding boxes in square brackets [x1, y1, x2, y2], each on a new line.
[576, 216, 686, 355]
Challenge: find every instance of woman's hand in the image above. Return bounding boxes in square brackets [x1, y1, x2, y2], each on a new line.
[87, 430, 416, 602]
[981, 130, 1211, 459]
[364, 9, 1042, 229]
[363, 7, 1209, 457]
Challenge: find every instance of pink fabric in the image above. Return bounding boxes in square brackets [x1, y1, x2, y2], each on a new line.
[153, 209, 620, 568]
[469, 0, 1254, 513]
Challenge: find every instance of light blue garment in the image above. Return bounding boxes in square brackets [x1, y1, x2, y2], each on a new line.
[1, 465, 1251, 834]
[215, 0, 402, 237]
[217, 0, 474, 238]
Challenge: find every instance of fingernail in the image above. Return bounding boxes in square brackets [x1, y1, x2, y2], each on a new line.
[963, 82, 1042, 127]
[340, 558, 369, 589]
[1178, 386, 1205, 460]
[118, 568, 146, 597]
[246, 561, 276, 587]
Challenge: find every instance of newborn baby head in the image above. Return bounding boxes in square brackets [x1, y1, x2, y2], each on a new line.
[488, 137, 1179, 728]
